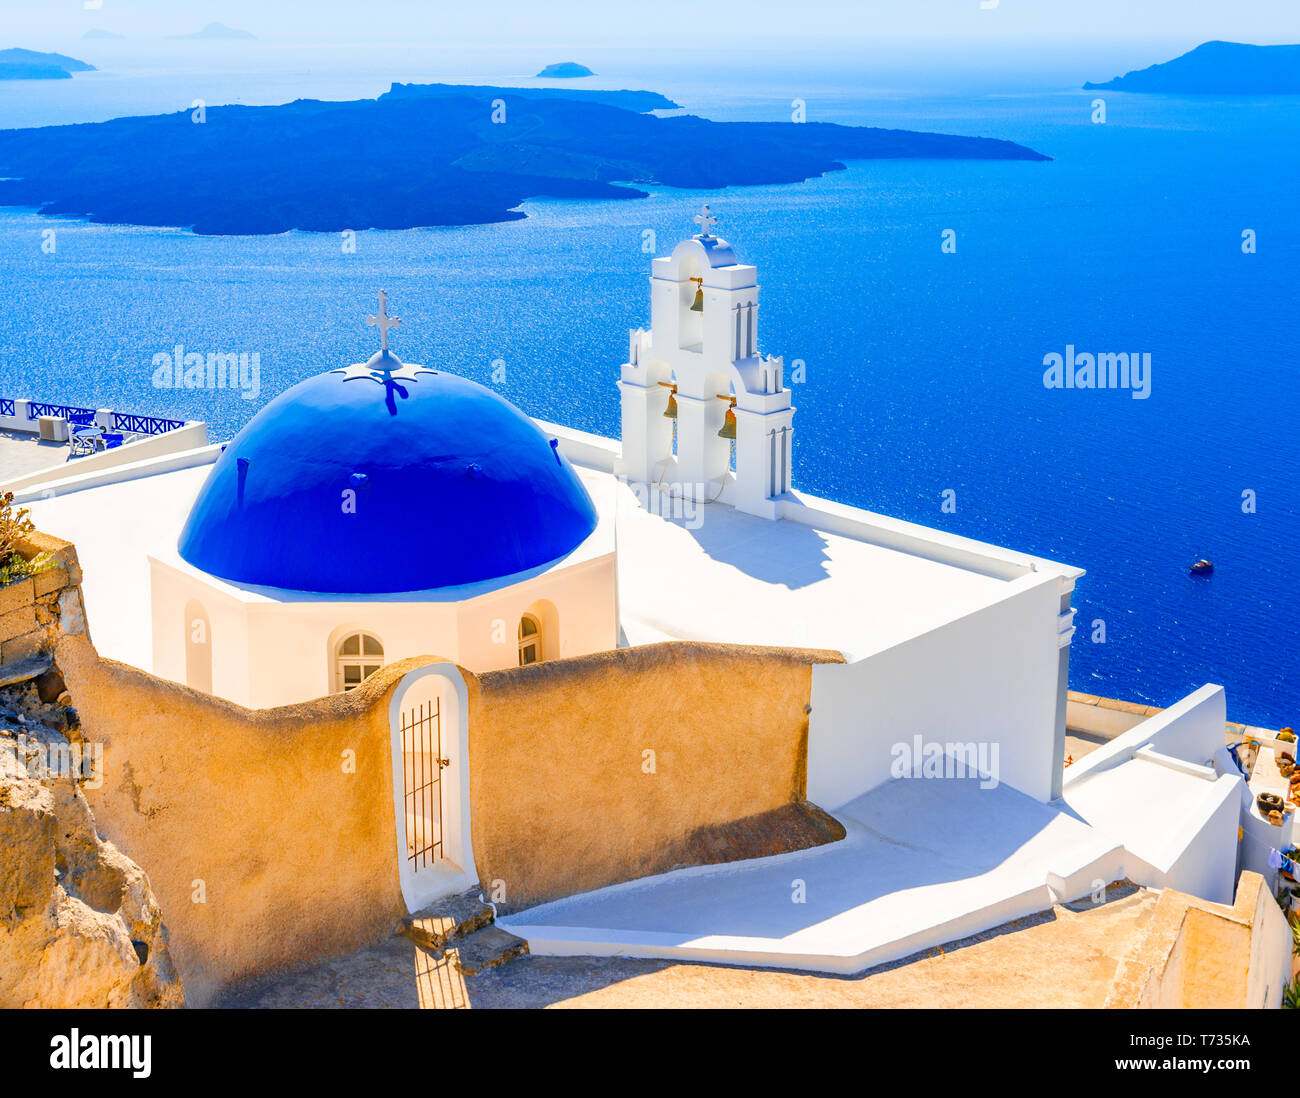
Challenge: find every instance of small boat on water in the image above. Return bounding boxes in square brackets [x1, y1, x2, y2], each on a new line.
[1190, 559, 1214, 575]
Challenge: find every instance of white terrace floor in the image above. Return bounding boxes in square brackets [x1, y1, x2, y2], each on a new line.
[593, 469, 1007, 660]
[0, 430, 71, 483]
[499, 775, 1126, 974]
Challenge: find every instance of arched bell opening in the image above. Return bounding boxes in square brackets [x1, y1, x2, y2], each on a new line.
[701, 370, 734, 489]
[717, 391, 738, 473]
[677, 255, 704, 351]
[658, 375, 679, 459]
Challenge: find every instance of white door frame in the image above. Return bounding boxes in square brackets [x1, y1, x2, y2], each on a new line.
[388, 662, 478, 912]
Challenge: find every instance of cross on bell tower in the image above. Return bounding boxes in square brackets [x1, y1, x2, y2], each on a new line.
[693, 204, 719, 240]
[366, 289, 401, 352]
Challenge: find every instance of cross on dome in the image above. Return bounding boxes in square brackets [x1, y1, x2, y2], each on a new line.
[366, 289, 401, 352]
[334, 289, 436, 387]
[693, 204, 719, 240]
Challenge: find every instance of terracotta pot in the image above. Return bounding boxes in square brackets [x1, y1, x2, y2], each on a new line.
[1260, 792, 1285, 814]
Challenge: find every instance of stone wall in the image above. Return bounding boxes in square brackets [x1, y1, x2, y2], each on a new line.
[0, 530, 90, 665]
[1105, 870, 1291, 1008]
[1068, 689, 1280, 744]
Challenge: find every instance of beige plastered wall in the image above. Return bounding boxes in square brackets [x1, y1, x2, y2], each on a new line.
[57, 633, 842, 1003]
[466, 641, 844, 912]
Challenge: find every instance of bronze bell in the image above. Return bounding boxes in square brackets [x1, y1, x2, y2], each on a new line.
[664, 392, 678, 419]
[717, 395, 737, 439]
[690, 287, 704, 312]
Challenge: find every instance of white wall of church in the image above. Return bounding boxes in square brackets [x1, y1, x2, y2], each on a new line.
[151, 557, 253, 703]
[806, 571, 1065, 808]
[454, 555, 619, 672]
[242, 601, 463, 707]
[150, 549, 618, 709]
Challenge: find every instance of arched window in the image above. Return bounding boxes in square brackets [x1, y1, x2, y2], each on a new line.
[518, 614, 542, 665]
[336, 632, 384, 692]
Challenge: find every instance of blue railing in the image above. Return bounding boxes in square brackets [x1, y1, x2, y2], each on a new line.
[3, 399, 186, 435]
[112, 412, 186, 436]
[27, 401, 97, 421]
[3, 400, 185, 436]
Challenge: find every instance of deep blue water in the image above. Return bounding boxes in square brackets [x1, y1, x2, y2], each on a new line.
[0, 49, 1296, 726]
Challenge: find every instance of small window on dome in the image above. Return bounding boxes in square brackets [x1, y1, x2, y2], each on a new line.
[518, 614, 542, 666]
[336, 632, 384, 692]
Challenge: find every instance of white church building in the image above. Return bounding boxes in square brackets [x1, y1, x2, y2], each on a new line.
[12, 209, 1260, 981]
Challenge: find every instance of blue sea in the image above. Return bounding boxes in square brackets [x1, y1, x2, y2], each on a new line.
[0, 43, 1296, 726]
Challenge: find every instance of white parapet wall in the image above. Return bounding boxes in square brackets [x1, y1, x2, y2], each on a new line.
[1142, 768, 1244, 904]
[1063, 683, 1229, 782]
[806, 569, 1066, 808]
[536, 418, 621, 475]
[10, 441, 221, 505]
[1062, 685, 1245, 905]
[780, 490, 1047, 582]
[2, 422, 210, 496]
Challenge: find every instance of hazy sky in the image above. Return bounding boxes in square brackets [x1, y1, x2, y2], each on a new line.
[4, 0, 1299, 48]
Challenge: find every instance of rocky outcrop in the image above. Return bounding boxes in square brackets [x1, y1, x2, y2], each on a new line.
[0, 715, 183, 1008]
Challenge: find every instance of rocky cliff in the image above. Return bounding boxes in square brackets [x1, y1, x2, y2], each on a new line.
[0, 529, 182, 1008]
[0, 709, 183, 1008]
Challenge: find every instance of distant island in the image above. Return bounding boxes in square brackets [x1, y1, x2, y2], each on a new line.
[0, 83, 1049, 235]
[382, 82, 677, 112]
[169, 23, 257, 41]
[538, 62, 595, 78]
[0, 48, 95, 81]
[83, 29, 125, 41]
[1085, 41, 1300, 94]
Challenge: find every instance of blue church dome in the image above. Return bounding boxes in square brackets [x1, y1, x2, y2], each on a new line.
[178, 344, 599, 595]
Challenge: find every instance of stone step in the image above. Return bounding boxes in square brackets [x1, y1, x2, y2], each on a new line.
[447, 925, 529, 976]
[399, 889, 494, 952]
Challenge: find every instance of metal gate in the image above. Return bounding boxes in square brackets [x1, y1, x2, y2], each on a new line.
[401, 698, 447, 870]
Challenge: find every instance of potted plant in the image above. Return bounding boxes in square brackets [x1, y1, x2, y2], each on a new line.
[0, 491, 36, 587]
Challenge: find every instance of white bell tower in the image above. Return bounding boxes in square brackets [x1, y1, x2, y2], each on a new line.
[616, 206, 795, 519]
